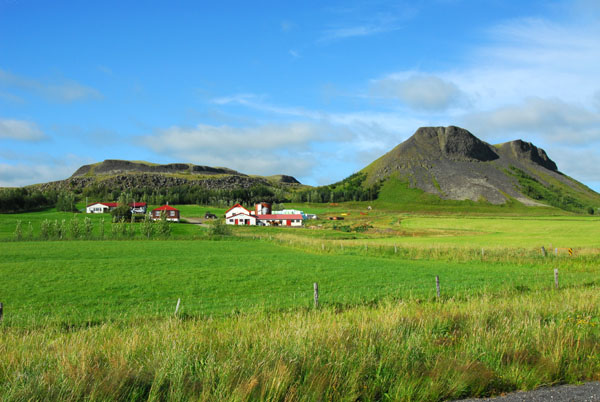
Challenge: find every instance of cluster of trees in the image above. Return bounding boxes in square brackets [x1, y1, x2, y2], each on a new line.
[83, 184, 288, 207]
[0, 188, 56, 213]
[13, 213, 172, 241]
[290, 173, 381, 203]
[3, 172, 384, 213]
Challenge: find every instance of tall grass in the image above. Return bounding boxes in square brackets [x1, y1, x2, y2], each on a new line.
[1, 287, 599, 401]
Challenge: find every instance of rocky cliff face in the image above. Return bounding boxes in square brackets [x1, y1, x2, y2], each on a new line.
[363, 126, 593, 205]
[71, 160, 244, 177]
[34, 160, 301, 193]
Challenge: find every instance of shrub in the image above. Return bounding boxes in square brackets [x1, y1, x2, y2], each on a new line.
[157, 212, 171, 238]
[84, 217, 93, 239]
[587, 206, 595, 215]
[40, 219, 50, 240]
[208, 218, 232, 236]
[141, 213, 154, 239]
[69, 217, 81, 239]
[13, 220, 22, 241]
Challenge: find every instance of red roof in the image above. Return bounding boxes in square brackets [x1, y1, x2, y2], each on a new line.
[225, 203, 250, 214]
[87, 202, 118, 208]
[258, 214, 303, 220]
[152, 205, 179, 212]
[129, 202, 147, 207]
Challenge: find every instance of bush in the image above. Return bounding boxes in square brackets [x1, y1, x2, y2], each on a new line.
[587, 206, 595, 215]
[157, 212, 171, 238]
[208, 218, 232, 236]
[111, 205, 132, 221]
[141, 213, 154, 239]
[14, 220, 22, 241]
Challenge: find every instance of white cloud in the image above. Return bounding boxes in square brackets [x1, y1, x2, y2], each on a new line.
[371, 74, 466, 111]
[461, 98, 600, 144]
[318, 3, 417, 43]
[0, 68, 102, 102]
[140, 122, 343, 178]
[0, 154, 90, 187]
[0, 118, 46, 141]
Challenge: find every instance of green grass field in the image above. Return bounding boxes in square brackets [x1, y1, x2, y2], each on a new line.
[1, 204, 600, 400]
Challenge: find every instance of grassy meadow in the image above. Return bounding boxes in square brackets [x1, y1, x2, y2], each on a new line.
[1, 202, 599, 400]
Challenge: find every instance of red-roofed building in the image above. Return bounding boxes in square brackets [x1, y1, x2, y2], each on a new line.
[224, 202, 303, 227]
[151, 205, 180, 222]
[129, 202, 147, 214]
[86, 202, 119, 214]
[258, 214, 303, 227]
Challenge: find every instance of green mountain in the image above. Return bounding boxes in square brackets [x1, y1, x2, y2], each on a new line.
[361, 126, 600, 212]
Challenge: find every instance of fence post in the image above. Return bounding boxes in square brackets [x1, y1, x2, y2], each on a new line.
[313, 283, 319, 308]
[541, 246, 546, 257]
[481, 248, 484, 257]
[175, 298, 181, 315]
[554, 248, 558, 256]
[394, 245, 398, 254]
[554, 269, 559, 289]
[435, 276, 441, 299]
[0, 302, 3, 322]
[322, 243, 324, 251]
[340, 242, 343, 251]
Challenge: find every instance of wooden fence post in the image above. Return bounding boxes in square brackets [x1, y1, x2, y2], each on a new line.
[394, 245, 397, 254]
[554, 248, 558, 256]
[554, 269, 559, 289]
[435, 276, 441, 299]
[340, 242, 343, 251]
[481, 248, 484, 257]
[313, 283, 319, 308]
[0, 302, 3, 322]
[541, 246, 546, 257]
[175, 298, 181, 315]
[322, 243, 324, 251]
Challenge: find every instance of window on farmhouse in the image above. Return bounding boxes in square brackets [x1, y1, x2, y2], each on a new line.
[170, 211, 175, 217]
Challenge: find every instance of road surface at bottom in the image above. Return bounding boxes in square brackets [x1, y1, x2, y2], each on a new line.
[458, 382, 600, 402]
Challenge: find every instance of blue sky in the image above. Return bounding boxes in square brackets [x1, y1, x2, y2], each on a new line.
[1, 0, 600, 190]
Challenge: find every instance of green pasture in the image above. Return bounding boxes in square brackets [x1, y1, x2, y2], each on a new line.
[1, 238, 599, 327]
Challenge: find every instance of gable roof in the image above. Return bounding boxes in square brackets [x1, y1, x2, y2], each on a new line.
[87, 202, 118, 208]
[129, 202, 147, 207]
[152, 205, 179, 212]
[225, 203, 250, 214]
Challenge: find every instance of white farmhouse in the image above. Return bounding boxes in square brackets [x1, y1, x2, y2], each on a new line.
[86, 202, 118, 214]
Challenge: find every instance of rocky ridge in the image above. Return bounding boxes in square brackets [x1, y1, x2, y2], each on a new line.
[363, 126, 595, 205]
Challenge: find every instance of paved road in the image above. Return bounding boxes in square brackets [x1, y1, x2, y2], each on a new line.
[458, 382, 600, 401]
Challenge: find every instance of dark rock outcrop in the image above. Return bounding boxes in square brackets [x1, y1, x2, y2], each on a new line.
[71, 160, 244, 178]
[500, 140, 558, 171]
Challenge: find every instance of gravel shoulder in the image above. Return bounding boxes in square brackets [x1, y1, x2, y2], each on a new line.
[458, 382, 600, 401]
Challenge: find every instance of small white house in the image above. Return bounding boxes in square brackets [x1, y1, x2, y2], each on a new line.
[86, 202, 118, 214]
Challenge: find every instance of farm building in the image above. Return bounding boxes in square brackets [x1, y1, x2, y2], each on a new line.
[130, 202, 147, 214]
[86, 202, 118, 214]
[86, 202, 147, 214]
[151, 205, 180, 222]
[225, 203, 304, 227]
